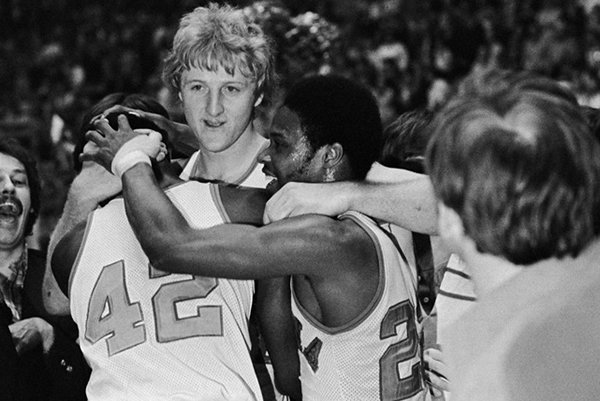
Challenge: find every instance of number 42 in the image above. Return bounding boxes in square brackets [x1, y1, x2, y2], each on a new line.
[84, 260, 222, 356]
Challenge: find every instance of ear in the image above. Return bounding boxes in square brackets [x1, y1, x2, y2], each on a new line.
[322, 142, 344, 170]
[437, 202, 466, 245]
[254, 93, 264, 108]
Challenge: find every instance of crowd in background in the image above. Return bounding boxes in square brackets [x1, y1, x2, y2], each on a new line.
[1, 0, 599, 249]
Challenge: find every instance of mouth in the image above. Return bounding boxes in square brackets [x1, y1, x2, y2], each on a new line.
[261, 166, 280, 195]
[0, 199, 22, 218]
[204, 119, 225, 128]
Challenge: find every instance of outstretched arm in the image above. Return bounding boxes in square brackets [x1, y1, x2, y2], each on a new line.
[263, 178, 438, 234]
[120, 164, 371, 279]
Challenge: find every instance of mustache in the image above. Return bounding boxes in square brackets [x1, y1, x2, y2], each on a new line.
[0, 194, 23, 216]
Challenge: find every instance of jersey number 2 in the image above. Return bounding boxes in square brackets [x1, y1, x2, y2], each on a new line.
[379, 300, 422, 401]
[85, 260, 221, 356]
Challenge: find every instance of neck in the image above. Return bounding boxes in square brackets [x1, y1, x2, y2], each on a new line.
[0, 243, 25, 278]
[193, 124, 266, 183]
[460, 242, 522, 297]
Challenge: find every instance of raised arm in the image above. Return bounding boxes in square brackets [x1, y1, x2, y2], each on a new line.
[43, 163, 121, 315]
[101, 105, 198, 157]
[51, 221, 87, 297]
[264, 178, 438, 234]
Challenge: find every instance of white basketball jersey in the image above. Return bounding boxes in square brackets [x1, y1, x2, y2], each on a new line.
[291, 211, 425, 401]
[70, 181, 262, 401]
[179, 149, 271, 188]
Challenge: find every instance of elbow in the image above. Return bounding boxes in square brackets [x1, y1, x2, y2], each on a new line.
[141, 230, 188, 273]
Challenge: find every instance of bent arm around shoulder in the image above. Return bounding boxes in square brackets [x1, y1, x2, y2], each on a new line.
[264, 177, 438, 234]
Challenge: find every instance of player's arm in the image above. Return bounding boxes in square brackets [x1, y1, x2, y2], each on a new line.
[263, 178, 438, 234]
[51, 221, 87, 298]
[101, 105, 198, 157]
[121, 164, 372, 279]
[255, 277, 301, 400]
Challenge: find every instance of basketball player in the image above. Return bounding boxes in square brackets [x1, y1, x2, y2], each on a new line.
[83, 75, 427, 401]
[52, 113, 272, 400]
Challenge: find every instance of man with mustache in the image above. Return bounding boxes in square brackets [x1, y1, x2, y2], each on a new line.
[0, 139, 89, 400]
[74, 75, 427, 401]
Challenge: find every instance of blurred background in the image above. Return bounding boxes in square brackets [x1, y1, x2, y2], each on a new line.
[1, 0, 599, 249]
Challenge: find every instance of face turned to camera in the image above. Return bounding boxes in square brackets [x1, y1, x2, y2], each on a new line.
[179, 66, 260, 154]
[0, 153, 31, 250]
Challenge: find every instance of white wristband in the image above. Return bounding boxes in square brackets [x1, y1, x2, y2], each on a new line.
[111, 150, 151, 178]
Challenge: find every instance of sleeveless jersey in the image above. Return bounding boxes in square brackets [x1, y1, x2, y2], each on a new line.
[291, 211, 426, 401]
[69, 181, 262, 401]
[179, 148, 271, 188]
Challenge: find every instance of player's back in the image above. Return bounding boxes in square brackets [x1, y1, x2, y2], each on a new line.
[69, 181, 263, 401]
[291, 211, 426, 401]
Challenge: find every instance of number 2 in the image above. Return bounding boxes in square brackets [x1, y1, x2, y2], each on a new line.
[84, 260, 223, 355]
[379, 300, 422, 401]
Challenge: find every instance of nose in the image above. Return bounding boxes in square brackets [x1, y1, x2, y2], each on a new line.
[257, 144, 271, 164]
[1, 175, 15, 195]
[206, 90, 224, 117]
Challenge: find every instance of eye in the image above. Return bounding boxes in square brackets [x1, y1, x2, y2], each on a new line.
[12, 176, 27, 186]
[189, 84, 206, 92]
[223, 85, 241, 94]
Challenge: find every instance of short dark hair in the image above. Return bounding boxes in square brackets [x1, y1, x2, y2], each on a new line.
[426, 69, 600, 264]
[380, 109, 433, 173]
[283, 75, 382, 179]
[0, 139, 41, 236]
[75, 93, 170, 171]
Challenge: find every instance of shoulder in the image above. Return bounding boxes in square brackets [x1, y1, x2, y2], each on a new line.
[217, 184, 269, 226]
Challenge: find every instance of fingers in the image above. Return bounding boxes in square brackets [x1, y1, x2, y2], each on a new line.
[117, 114, 133, 131]
[101, 105, 136, 118]
[156, 142, 168, 162]
[423, 347, 449, 392]
[86, 129, 105, 144]
[92, 116, 116, 138]
[263, 190, 290, 224]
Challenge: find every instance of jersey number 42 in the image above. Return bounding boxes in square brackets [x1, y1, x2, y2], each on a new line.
[84, 260, 222, 356]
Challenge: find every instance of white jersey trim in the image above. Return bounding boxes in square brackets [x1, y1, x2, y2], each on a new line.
[291, 211, 386, 335]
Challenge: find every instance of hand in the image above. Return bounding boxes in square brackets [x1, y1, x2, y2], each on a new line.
[9, 317, 55, 354]
[72, 161, 122, 202]
[81, 115, 164, 172]
[423, 347, 449, 396]
[101, 105, 195, 150]
[263, 182, 353, 224]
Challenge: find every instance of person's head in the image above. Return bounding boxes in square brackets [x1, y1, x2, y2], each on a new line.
[380, 109, 433, 173]
[162, 3, 275, 153]
[259, 74, 382, 193]
[426, 70, 600, 265]
[0, 139, 41, 250]
[75, 93, 170, 171]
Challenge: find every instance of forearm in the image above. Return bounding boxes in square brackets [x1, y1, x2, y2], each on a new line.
[347, 179, 438, 234]
[45, 179, 113, 314]
[256, 278, 301, 400]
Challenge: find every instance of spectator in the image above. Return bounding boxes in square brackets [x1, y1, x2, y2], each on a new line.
[0, 138, 89, 401]
[426, 69, 600, 400]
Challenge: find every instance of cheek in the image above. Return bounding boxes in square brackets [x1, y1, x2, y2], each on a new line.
[18, 189, 32, 213]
